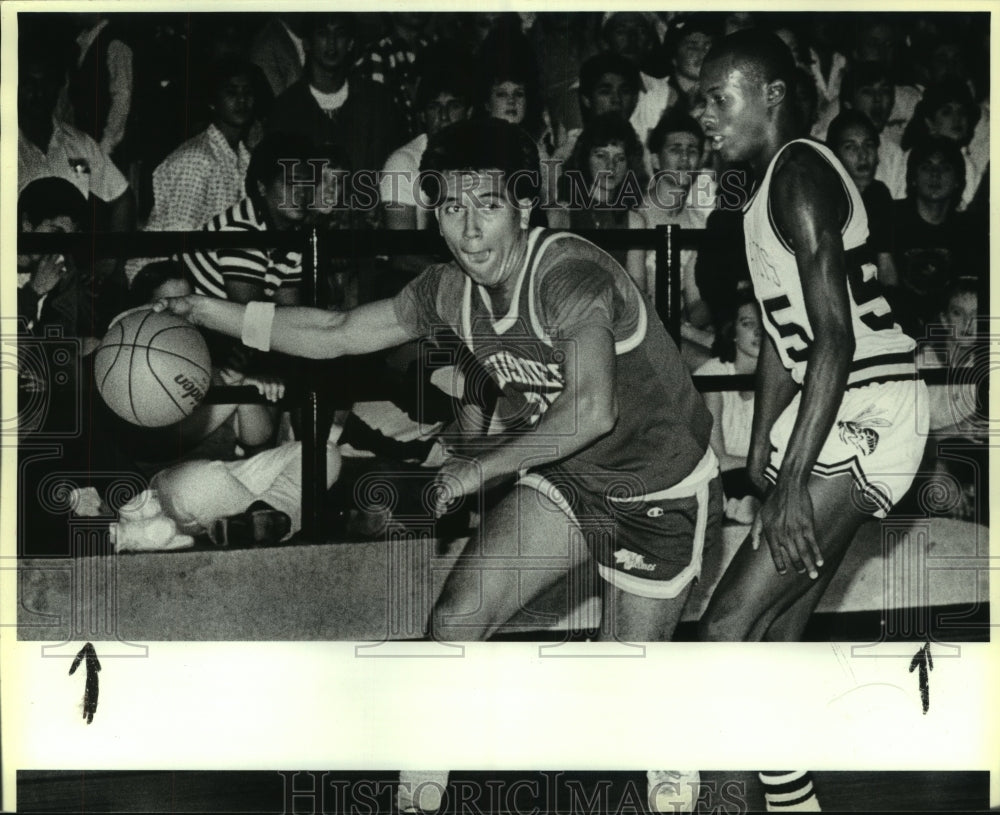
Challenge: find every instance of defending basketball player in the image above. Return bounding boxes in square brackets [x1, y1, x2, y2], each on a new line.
[155, 118, 722, 642]
[695, 30, 928, 641]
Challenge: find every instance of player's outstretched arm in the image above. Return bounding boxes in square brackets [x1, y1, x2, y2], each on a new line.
[760, 146, 856, 578]
[155, 296, 416, 360]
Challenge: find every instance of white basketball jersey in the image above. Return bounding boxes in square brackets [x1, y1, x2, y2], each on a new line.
[743, 139, 915, 387]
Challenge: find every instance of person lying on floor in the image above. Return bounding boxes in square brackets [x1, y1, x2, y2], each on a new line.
[109, 360, 465, 551]
[111, 433, 343, 551]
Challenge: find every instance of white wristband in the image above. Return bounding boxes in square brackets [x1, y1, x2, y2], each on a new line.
[241, 301, 276, 351]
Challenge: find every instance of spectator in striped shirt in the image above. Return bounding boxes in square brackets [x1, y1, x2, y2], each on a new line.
[182, 131, 321, 307]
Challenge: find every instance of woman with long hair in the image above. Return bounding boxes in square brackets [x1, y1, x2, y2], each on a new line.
[550, 112, 649, 290]
[695, 287, 763, 524]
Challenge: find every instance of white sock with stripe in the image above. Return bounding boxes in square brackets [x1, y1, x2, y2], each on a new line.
[758, 771, 822, 811]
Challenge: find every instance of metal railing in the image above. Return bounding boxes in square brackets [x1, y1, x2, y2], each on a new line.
[19, 225, 983, 539]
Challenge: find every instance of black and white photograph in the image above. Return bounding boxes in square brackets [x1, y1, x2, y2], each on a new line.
[2, 2, 996, 812]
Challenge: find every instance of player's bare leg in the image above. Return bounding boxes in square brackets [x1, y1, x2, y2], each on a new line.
[600, 584, 693, 642]
[698, 472, 874, 641]
[432, 484, 590, 640]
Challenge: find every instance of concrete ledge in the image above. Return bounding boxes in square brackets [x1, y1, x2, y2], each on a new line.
[16, 518, 989, 641]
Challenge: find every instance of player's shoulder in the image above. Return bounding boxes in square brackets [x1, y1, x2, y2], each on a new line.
[770, 139, 845, 210]
[533, 229, 626, 310]
[535, 228, 612, 269]
[773, 139, 837, 182]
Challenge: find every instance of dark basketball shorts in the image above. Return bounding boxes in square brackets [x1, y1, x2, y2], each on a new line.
[518, 448, 723, 599]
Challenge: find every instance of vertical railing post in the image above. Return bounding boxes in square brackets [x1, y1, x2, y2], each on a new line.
[653, 224, 681, 344]
[669, 223, 682, 344]
[300, 228, 326, 540]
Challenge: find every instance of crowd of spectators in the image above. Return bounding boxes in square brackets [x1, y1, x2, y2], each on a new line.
[17, 11, 989, 548]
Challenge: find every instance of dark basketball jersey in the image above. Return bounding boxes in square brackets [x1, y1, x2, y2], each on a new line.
[393, 227, 712, 496]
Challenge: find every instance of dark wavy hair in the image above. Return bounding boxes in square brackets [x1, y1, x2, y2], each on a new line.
[18, 177, 87, 230]
[559, 113, 648, 206]
[475, 27, 546, 143]
[711, 286, 760, 363]
[578, 51, 641, 112]
[648, 108, 705, 156]
[419, 118, 541, 204]
[905, 135, 966, 207]
[245, 130, 326, 200]
[901, 77, 981, 151]
[827, 108, 880, 150]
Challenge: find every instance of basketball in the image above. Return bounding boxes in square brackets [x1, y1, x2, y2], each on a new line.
[94, 308, 212, 427]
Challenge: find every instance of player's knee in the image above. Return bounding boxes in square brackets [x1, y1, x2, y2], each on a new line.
[153, 460, 232, 533]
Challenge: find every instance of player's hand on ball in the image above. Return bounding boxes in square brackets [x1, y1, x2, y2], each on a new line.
[431, 456, 482, 517]
[153, 295, 197, 321]
[753, 481, 824, 579]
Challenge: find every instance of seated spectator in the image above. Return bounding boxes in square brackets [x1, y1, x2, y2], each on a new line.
[381, 56, 474, 233]
[827, 109, 898, 286]
[266, 12, 402, 181]
[640, 109, 714, 366]
[550, 113, 648, 290]
[695, 289, 762, 524]
[126, 58, 259, 282]
[250, 13, 306, 98]
[600, 12, 674, 156]
[917, 26, 989, 197]
[16, 179, 97, 447]
[890, 136, 984, 300]
[904, 276, 986, 524]
[17, 178, 94, 346]
[476, 25, 557, 160]
[62, 12, 135, 168]
[18, 39, 135, 236]
[147, 58, 257, 234]
[528, 12, 602, 148]
[312, 143, 383, 309]
[353, 12, 434, 143]
[379, 55, 474, 276]
[918, 276, 984, 438]
[660, 14, 718, 116]
[831, 61, 908, 199]
[181, 131, 319, 307]
[901, 78, 985, 211]
[549, 51, 643, 202]
[847, 13, 922, 146]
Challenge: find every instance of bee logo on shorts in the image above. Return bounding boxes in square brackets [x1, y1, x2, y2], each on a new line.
[837, 405, 891, 456]
[613, 548, 656, 572]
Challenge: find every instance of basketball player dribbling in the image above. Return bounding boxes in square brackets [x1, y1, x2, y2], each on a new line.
[695, 29, 928, 642]
[155, 117, 723, 644]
